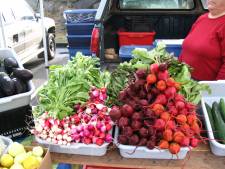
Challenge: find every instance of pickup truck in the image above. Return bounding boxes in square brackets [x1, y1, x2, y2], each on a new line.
[88, 0, 208, 63]
[0, 0, 56, 64]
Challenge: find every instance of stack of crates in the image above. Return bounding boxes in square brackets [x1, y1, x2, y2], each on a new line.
[64, 9, 97, 59]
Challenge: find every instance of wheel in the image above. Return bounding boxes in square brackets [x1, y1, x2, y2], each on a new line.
[38, 33, 56, 60]
[47, 33, 56, 59]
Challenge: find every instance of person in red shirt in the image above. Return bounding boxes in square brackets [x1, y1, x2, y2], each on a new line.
[179, 0, 225, 80]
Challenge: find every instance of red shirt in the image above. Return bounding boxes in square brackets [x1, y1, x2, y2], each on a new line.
[179, 13, 225, 80]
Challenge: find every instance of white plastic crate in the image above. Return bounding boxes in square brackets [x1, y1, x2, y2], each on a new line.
[0, 48, 35, 112]
[200, 81, 225, 156]
[35, 136, 110, 156]
[114, 127, 190, 159]
[0, 135, 13, 156]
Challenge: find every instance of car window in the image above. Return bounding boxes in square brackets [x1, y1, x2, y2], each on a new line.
[119, 0, 195, 9]
[201, 0, 207, 9]
[11, 0, 35, 20]
[1, 8, 15, 25]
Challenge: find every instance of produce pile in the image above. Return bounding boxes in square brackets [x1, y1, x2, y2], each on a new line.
[0, 57, 33, 98]
[109, 63, 202, 154]
[107, 42, 210, 106]
[0, 142, 44, 169]
[34, 52, 110, 119]
[32, 87, 113, 146]
[205, 98, 225, 144]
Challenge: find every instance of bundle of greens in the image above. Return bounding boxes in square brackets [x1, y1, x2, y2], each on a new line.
[34, 52, 110, 119]
[107, 42, 210, 106]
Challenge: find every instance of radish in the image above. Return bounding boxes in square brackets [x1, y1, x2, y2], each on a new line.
[157, 70, 169, 81]
[122, 126, 133, 137]
[121, 104, 134, 117]
[135, 69, 147, 79]
[118, 135, 128, 144]
[96, 138, 104, 146]
[150, 63, 159, 74]
[154, 119, 166, 130]
[118, 117, 129, 127]
[158, 140, 169, 149]
[175, 101, 185, 110]
[105, 134, 112, 143]
[129, 135, 139, 145]
[180, 137, 190, 147]
[138, 138, 148, 146]
[164, 87, 176, 99]
[131, 120, 142, 130]
[190, 138, 199, 147]
[139, 127, 149, 138]
[154, 94, 167, 105]
[169, 143, 180, 154]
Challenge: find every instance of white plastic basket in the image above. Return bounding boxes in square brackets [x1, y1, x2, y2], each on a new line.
[0, 48, 35, 112]
[0, 135, 13, 156]
[200, 81, 225, 156]
[35, 136, 110, 156]
[114, 127, 190, 159]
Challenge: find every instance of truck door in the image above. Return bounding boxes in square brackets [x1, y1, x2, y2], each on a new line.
[1, 5, 25, 55]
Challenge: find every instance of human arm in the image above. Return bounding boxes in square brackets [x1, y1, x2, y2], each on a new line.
[216, 25, 225, 80]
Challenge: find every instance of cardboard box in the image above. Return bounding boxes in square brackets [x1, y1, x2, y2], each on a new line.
[25, 146, 52, 169]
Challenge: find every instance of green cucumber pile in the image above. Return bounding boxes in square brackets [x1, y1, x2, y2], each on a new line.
[205, 98, 225, 144]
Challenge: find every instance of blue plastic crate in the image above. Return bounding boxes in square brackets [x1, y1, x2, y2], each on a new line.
[67, 35, 91, 48]
[66, 22, 94, 35]
[68, 47, 92, 60]
[64, 9, 97, 23]
[119, 45, 154, 61]
[165, 44, 182, 57]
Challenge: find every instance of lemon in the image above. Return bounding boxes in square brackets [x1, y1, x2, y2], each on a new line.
[0, 154, 14, 168]
[14, 153, 27, 164]
[32, 146, 43, 157]
[22, 156, 40, 169]
[8, 143, 25, 157]
[10, 163, 24, 169]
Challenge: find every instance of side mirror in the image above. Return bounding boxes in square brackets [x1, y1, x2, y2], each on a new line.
[35, 13, 41, 21]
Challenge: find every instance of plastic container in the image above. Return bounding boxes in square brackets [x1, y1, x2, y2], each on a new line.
[200, 81, 225, 156]
[83, 166, 136, 169]
[64, 9, 97, 24]
[118, 32, 156, 47]
[155, 39, 183, 58]
[66, 23, 94, 35]
[68, 47, 92, 59]
[0, 105, 33, 140]
[35, 133, 111, 156]
[0, 48, 35, 112]
[119, 45, 154, 61]
[114, 127, 190, 159]
[67, 35, 91, 48]
[0, 135, 13, 156]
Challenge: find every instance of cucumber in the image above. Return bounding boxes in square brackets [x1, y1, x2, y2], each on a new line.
[219, 98, 225, 122]
[205, 103, 215, 131]
[212, 102, 225, 144]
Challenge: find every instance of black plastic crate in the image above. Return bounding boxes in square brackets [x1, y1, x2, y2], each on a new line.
[0, 105, 34, 140]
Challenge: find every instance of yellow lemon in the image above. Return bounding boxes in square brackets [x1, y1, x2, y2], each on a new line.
[0, 154, 14, 168]
[22, 156, 40, 169]
[8, 143, 25, 157]
[10, 163, 24, 169]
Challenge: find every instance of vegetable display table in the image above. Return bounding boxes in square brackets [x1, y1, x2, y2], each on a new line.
[51, 144, 225, 169]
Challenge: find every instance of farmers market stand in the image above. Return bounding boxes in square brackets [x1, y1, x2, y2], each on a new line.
[51, 144, 225, 169]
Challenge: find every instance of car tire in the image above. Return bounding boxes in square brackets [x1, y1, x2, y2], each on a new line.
[38, 33, 56, 60]
[47, 33, 56, 59]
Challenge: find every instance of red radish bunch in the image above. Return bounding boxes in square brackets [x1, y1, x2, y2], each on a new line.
[32, 87, 113, 146]
[109, 63, 202, 155]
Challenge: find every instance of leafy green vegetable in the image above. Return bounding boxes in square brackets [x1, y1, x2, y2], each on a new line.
[106, 62, 135, 106]
[35, 52, 110, 119]
[107, 42, 211, 105]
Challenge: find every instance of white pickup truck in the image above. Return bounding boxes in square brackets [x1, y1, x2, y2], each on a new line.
[0, 0, 56, 64]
